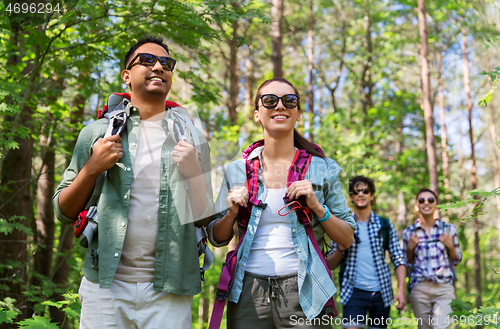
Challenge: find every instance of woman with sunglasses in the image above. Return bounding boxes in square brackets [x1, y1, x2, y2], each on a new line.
[402, 189, 462, 329]
[208, 78, 356, 328]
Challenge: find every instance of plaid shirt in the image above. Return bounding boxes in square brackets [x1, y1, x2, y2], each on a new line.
[402, 218, 462, 289]
[332, 212, 406, 307]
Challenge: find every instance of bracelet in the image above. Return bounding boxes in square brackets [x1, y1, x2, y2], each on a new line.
[317, 204, 331, 222]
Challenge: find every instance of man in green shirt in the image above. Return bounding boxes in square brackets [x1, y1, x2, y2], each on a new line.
[53, 36, 214, 329]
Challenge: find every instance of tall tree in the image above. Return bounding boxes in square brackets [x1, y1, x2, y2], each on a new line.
[486, 81, 500, 247]
[271, 0, 284, 77]
[437, 51, 451, 207]
[462, 28, 482, 309]
[227, 16, 240, 124]
[0, 22, 36, 322]
[307, 0, 314, 142]
[361, 13, 373, 118]
[417, 0, 439, 195]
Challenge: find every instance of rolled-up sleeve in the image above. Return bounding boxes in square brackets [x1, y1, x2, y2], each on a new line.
[388, 223, 406, 268]
[207, 161, 246, 247]
[450, 224, 462, 266]
[193, 134, 215, 226]
[323, 159, 356, 231]
[53, 126, 95, 225]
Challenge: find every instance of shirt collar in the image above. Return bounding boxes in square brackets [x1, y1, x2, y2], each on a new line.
[415, 218, 442, 229]
[246, 145, 302, 174]
[353, 210, 375, 224]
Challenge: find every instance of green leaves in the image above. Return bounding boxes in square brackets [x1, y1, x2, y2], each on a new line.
[0, 298, 20, 325]
[0, 216, 33, 236]
[438, 188, 500, 220]
[18, 316, 59, 329]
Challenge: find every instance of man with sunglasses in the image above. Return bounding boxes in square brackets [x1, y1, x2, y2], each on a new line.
[327, 176, 406, 329]
[53, 36, 214, 329]
[403, 189, 461, 329]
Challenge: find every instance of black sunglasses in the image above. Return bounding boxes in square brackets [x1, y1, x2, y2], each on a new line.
[418, 197, 435, 204]
[350, 188, 371, 195]
[260, 94, 300, 109]
[127, 53, 176, 72]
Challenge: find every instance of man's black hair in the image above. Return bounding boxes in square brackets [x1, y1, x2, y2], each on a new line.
[416, 188, 439, 204]
[348, 176, 375, 195]
[124, 36, 170, 69]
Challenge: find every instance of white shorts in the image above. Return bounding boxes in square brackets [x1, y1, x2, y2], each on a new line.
[78, 276, 192, 329]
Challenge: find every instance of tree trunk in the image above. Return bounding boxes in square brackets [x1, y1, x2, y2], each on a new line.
[307, 0, 314, 142]
[437, 52, 451, 207]
[198, 294, 209, 329]
[0, 104, 34, 322]
[33, 132, 56, 281]
[417, 0, 439, 196]
[361, 13, 373, 118]
[462, 28, 482, 310]
[49, 94, 86, 327]
[487, 82, 500, 247]
[0, 28, 35, 323]
[228, 18, 239, 124]
[271, 0, 283, 78]
[244, 49, 255, 114]
[33, 72, 64, 289]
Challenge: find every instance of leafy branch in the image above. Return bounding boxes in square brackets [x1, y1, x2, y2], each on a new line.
[437, 187, 500, 220]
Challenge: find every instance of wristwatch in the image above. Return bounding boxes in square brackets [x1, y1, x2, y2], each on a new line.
[317, 204, 331, 222]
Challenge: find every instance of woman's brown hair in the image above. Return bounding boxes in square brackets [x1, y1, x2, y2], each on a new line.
[254, 78, 325, 159]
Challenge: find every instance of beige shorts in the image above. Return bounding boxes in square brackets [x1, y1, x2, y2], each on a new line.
[410, 281, 455, 329]
[78, 276, 192, 329]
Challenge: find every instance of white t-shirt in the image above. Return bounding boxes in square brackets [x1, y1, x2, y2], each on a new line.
[245, 188, 298, 276]
[114, 112, 166, 282]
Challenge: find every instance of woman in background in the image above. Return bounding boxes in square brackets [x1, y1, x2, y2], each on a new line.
[403, 189, 461, 329]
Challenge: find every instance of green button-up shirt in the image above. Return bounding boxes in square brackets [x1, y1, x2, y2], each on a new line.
[53, 103, 214, 295]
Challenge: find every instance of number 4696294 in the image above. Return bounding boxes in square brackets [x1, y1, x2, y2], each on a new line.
[445, 314, 498, 326]
[6, 2, 61, 14]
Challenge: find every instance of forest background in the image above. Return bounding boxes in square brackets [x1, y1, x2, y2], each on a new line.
[0, 0, 500, 328]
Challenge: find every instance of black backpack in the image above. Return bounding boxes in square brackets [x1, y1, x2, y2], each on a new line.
[338, 216, 391, 288]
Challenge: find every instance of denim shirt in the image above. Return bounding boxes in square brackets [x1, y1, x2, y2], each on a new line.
[208, 145, 356, 319]
[53, 103, 214, 295]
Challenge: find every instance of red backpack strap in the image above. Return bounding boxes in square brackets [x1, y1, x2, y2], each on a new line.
[280, 149, 339, 318]
[237, 157, 262, 224]
[209, 157, 261, 329]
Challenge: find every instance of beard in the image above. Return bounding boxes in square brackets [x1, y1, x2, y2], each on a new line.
[354, 201, 369, 209]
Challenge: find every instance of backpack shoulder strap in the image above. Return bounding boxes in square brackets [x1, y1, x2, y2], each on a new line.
[237, 156, 262, 228]
[282, 149, 338, 318]
[209, 156, 262, 329]
[378, 216, 391, 251]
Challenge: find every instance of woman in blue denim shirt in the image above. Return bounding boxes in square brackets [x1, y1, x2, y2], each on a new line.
[208, 78, 356, 328]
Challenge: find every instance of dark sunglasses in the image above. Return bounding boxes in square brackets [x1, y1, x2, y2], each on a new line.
[350, 188, 371, 195]
[260, 94, 300, 109]
[418, 197, 435, 204]
[127, 53, 176, 72]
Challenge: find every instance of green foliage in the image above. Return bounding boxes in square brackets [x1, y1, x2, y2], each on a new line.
[0, 216, 32, 236]
[438, 188, 500, 220]
[17, 316, 59, 328]
[0, 297, 20, 325]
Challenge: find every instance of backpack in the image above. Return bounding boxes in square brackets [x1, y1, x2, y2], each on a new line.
[338, 216, 391, 288]
[73, 93, 213, 278]
[209, 140, 338, 329]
